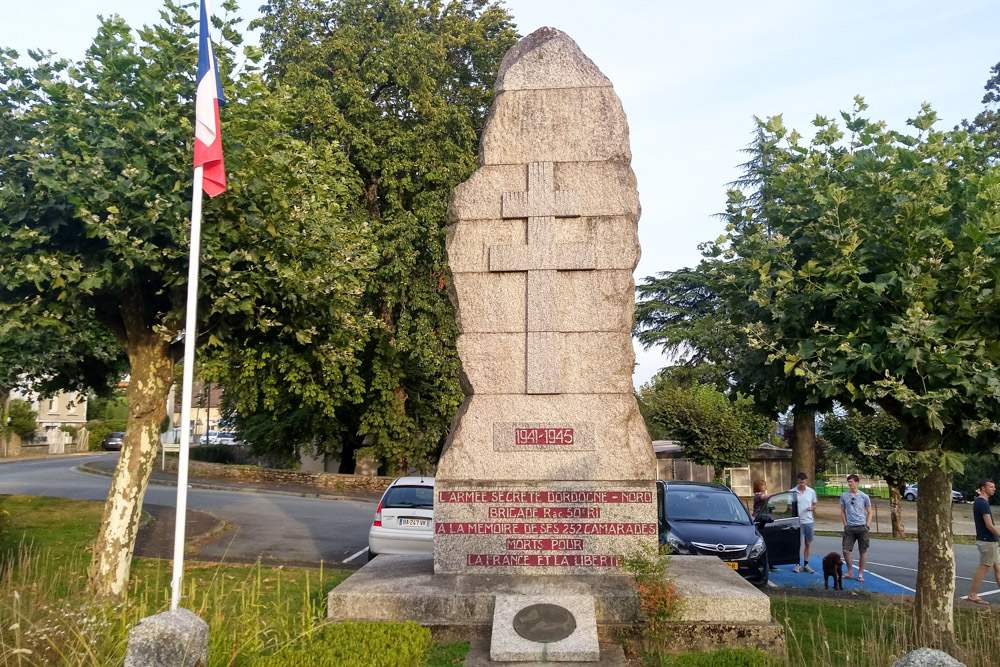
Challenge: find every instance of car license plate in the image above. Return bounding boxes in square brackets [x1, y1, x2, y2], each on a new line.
[399, 518, 428, 527]
[726, 561, 739, 571]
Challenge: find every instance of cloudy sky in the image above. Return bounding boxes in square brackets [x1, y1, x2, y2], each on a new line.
[3, 0, 998, 386]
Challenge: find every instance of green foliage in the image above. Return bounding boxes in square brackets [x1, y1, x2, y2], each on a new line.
[251, 621, 432, 667]
[87, 390, 128, 423]
[86, 420, 127, 450]
[247, 0, 518, 471]
[5, 399, 37, 438]
[961, 61, 1000, 153]
[953, 455, 1000, 503]
[638, 372, 774, 468]
[822, 409, 916, 486]
[620, 544, 683, 642]
[190, 444, 239, 465]
[646, 647, 780, 667]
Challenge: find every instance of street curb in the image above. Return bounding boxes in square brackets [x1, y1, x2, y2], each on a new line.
[76, 463, 379, 504]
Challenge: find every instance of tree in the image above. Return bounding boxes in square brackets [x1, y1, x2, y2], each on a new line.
[5, 399, 37, 438]
[716, 97, 1000, 648]
[822, 408, 915, 538]
[962, 60, 999, 153]
[637, 371, 774, 470]
[250, 0, 518, 473]
[0, 1, 369, 599]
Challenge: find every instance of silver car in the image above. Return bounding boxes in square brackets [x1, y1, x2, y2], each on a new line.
[367, 476, 435, 561]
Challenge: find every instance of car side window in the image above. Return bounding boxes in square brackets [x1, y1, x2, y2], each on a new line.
[766, 492, 797, 520]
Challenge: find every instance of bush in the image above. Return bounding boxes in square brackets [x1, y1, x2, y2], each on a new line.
[252, 621, 432, 667]
[86, 419, 127, 450]
[6, 399, 37, 438]
[191, 444, 238, 464]
[650, 647, 780, 666]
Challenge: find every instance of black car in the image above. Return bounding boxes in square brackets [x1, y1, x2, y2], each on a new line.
[656, 480, 800, 587]
[101, 431, 125, 451]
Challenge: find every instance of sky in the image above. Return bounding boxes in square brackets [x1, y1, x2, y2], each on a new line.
[2, 0, 998, 387]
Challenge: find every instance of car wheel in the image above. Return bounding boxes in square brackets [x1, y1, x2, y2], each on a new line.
[904, 493, 915, 501]
[367, 549, 377, 562]
[755, 560, 770, 589]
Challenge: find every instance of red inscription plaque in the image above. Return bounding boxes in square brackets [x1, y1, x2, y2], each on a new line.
[487, 506, 600, 519]
[438, 490, 654, 504]
[515, 427, 574, 445]
[467, 554, 620, 567]
[435, 522, 656, 536]
[505, 538, 584, 551]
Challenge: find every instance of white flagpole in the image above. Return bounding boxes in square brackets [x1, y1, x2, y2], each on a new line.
[171, 164, 205, 611]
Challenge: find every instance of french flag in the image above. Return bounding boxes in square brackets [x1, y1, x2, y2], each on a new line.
[193, 0, 225, 197]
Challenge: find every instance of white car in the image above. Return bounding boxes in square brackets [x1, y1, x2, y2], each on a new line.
[368, 476, 435, 561]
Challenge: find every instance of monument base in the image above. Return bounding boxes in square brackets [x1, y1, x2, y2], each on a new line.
[327, 555, 786, 662]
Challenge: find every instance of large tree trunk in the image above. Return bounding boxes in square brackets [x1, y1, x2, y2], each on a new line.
[87, 332, 173, 600]
[914, 465, 956, 651]
[887, 484, 905, 538]
[791, 407, 815, 487]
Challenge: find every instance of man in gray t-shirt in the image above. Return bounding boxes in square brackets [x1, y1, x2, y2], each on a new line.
[840, 474, 873, 582]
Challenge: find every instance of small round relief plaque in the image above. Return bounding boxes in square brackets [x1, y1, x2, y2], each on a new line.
[512, 603, 577, 643]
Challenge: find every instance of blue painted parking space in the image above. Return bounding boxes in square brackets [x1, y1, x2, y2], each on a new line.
[769, 556, 913, 595]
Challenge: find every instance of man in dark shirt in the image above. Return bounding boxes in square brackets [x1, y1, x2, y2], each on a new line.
[968, 478, 1000, 604]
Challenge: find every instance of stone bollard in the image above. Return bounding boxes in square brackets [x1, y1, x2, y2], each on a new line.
[125, 608, 209, 667]
[891, 648, 966, 667]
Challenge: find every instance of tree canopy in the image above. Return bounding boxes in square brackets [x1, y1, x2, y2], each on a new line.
[0, 0, 370, 598]
[714, 97, 1000, 647]
[244, 0, 519, 472]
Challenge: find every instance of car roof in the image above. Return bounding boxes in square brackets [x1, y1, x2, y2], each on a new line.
[390, 476, 435, 487]
[658, 480, 733, 493]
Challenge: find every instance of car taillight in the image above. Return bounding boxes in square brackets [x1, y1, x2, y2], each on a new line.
[373, 501, 383, 527]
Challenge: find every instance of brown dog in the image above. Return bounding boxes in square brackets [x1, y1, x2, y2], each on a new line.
[823, 552, 844, 590]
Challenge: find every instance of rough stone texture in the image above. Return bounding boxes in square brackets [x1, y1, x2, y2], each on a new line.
[491, 595, 599, 662]
[161, 457, 395, 492]
[438, 26, 654, 575]
[327, 555, 642, 625]
[124, 608, 209, 667]
[666, 557, 771, 622]
[496, 27, 612, 92]
[891, 648, 967, 667]
[480, 89, 630, 166]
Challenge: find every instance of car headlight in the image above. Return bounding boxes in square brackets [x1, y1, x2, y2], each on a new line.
[749, 535, 766, 559]
[665, 531, 692, 555]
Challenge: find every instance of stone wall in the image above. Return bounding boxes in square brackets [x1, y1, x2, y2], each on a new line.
[160, 457, 396, 493]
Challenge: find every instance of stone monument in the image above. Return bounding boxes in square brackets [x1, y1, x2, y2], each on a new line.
[434, 27, 657, 575]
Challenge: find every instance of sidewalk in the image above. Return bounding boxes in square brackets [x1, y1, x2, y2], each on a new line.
[81, 457, 383, 504]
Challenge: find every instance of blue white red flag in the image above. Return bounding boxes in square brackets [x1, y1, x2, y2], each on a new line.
[193, 0, 226, 196]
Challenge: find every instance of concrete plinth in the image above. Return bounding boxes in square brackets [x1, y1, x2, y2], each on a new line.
[490, 594, 598, 662]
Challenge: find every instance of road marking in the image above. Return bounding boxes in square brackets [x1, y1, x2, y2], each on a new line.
[961, 589, 1000, 600]
[861, 568, 916, 593]
[868, 561, 988, 582]
[343, 547, 368, 563]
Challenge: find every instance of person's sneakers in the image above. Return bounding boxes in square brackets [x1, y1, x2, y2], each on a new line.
[803, 565, 815, 574]
[792, 564, 802, 573]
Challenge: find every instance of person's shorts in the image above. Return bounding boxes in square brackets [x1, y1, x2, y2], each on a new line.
[842, 525, 869, 552]
[977, 541, 1000, 567]
[801, 523, 815, 542]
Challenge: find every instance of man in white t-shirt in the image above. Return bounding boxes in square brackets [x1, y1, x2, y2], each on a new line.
[791, 472, 819, 573]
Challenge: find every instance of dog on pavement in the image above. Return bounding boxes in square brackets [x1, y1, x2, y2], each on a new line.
[823, 551, 844, 590]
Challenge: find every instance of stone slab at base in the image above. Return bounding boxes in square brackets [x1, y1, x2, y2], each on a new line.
[465, 639, 628, 667]
[667, 556, 771, 622]
[327, 555, 640, 627]
[491, 594, 598, 662]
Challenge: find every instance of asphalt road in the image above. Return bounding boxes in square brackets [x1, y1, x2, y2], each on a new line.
[2, 454, 998, 601]
[0, 453, 378, 566]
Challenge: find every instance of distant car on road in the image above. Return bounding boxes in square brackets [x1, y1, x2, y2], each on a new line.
[200, 430, 238, 445]
[902, 483, 963, 503]
[368, 476, 435, 562]
[101, 431, 125, 451]
[657, 480, 800, 588]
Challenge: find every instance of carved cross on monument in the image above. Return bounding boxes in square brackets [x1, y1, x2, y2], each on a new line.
[490, 162, 595, 394]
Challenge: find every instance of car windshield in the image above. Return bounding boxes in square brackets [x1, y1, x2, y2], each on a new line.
[665, 489, 751, 525]
[382, 485, 434, 510]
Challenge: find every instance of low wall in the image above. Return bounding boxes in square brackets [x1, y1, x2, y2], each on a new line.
[161, 457, 396, 493]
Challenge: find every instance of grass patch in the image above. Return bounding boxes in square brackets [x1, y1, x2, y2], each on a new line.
[0, 495, 463, 666]
[772, 593, 997, 666]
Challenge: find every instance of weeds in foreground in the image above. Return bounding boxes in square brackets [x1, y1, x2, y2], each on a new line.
[0, 541, 347, 666]
[620, 543, 684, 649]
